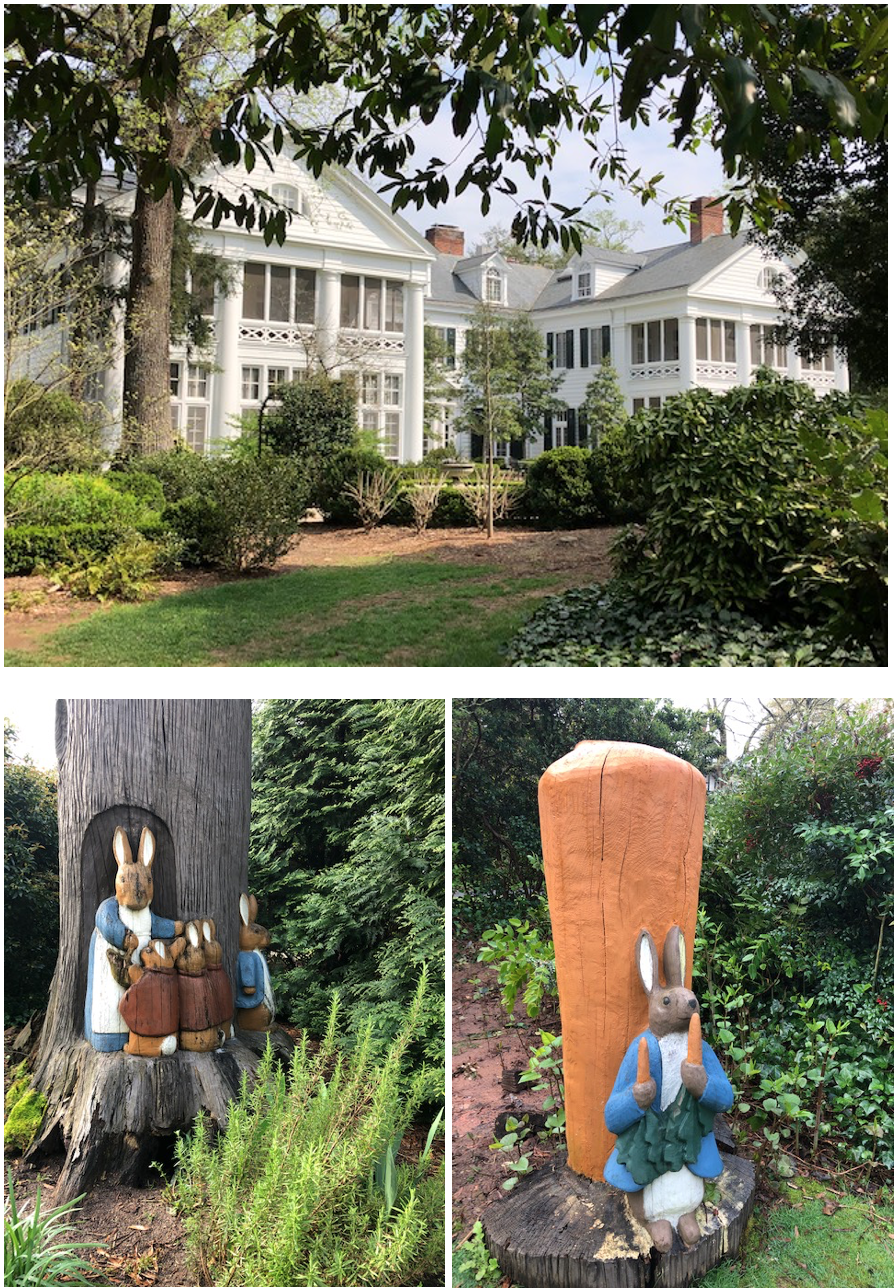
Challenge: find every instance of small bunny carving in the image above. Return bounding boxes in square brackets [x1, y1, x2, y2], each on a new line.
[119, 938, 185, 1056]
[603, 926, 733, 1253]
[202, 919, 235, 1045]
[84, 826, 184, 1052]
[235, 893, 274, 1031]
[177, 921, 221, 1052]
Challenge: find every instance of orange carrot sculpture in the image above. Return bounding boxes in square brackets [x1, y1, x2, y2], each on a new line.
[688, 1012, 702, 1065]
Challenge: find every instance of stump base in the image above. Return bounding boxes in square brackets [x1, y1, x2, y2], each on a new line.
[482, 1154, 756, 1288]
[27, 1026, 296, 1205]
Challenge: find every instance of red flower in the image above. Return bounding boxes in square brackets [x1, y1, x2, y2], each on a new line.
[856, 756, 883, 780]
[877, 997, 889, 1010]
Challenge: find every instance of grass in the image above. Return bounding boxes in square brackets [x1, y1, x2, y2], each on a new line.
[5, 559, 562, 668]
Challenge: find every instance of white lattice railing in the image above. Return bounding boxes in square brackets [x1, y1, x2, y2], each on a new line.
[239, 323, 314, 346]
[801, 371, 836, 389]
[629, 363, 681, 381]
[695, 362, 738, 381]
[338, 331, 405, 356]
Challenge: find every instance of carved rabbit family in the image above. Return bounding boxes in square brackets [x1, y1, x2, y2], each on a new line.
[85, 826, 271, 1055]
[603, 926, 733, 1253]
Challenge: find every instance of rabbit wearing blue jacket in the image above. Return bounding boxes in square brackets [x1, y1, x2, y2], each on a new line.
[603, 926, 733, 1253]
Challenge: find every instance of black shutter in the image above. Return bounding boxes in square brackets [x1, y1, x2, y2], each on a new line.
[580, 327, 589, 368]
[446, 327, 456, 369]
[509, 438, 524, 461]
[543, 413, 553, 452]
[546, 332, 554, 366]
[471, 433, 484, 460]
[565, 328, 574, 369]
[578, 409, 588, 446]
[602, 324, 611, 360]
[566, 408, 577, 446]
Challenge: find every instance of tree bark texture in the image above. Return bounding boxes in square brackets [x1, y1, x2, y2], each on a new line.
[122, 183, 177, 454]
[482, 1152, 755, 1288]
[538, 742, 706, 1183]
[28, 699, 290, 1204]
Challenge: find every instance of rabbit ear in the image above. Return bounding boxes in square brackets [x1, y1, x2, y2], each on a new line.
[137, 827, 156, 869]
[239, 894, 250, 926]
[663, 926, 686, 987]
[113, 827, 132, 867]
[202, 920, 212, 942]
[187, 922, 201, 948]
[249, 895, 259, 922]
[155, 940, 167, 960]
[636, 930, 659, 995]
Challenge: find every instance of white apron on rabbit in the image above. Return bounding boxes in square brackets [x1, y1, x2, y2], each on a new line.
[89, 904, 151, 1036]
[642, 1031, 704, 1228]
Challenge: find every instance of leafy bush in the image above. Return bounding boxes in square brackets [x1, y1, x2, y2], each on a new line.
[45, 533, 171, 602]
[171, 987, 444, 1288]
[523, 446, 599, 528]
[589, 416, 649, 523]
[315, 446, 390, 522]
[4, 379, 103, 480]
[5, 523, 122, 576]
[127, 443, 211, 502]
[102, 470, 166, 509]
[4, 728, 59, 1025]
[162, 456, 309, 572]
[250, 700, 444, 1070]
[478, 910, 556, 1016]
[263, 372, 358, 463]
[609, 378, 885, 656]
[4, 1172, 101, 1287]
[6, 472, 158, 529]
[507, 581, 875, 667]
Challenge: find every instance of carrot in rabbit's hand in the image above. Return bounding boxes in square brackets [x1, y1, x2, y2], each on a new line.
[688, 1012, 702, 1065]
[637, 1034, 650, 1083]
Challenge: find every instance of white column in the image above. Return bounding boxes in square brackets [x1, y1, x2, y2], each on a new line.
[215, 261, 243, 443]
[835, 352, 849, 392]
[736, 321, 751, 387]
[317, 269, 340, 373]
[403, 281, 425, 463]
[787, 344, 801, 382]
[679, 315, 697, 388]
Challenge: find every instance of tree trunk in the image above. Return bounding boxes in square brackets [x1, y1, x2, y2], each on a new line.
[29, 699, 292, 1204]
[121, 182, 177, 455]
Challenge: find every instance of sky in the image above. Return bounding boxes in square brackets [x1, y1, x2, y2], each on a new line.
[391, 50, 727, 254]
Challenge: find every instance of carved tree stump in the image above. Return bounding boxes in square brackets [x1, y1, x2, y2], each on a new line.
[482, 1155, 756, 1288]
[28, 699, 293, 1204]
[538, 742, 706, 1182]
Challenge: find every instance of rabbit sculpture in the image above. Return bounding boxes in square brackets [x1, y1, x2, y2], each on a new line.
[604, 926, 733, 1253]
[119, 938, 185, 1056]
[235, 893, 274, 1031]
[202, 919, 235, 1044]
[177, 920, 223, 1052]
[85, 826, 184, 1052]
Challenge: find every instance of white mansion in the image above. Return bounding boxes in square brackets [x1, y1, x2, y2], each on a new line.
[94, 158, 847, 462]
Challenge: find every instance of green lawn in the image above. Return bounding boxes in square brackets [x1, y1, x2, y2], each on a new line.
[5, 559, 562, 667]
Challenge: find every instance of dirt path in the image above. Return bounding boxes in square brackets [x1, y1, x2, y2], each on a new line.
[5, 524, 616, 654]
[452, 937, 562, 1241]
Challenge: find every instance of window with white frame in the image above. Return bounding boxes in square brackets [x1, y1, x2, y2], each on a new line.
[589, 325, 611, 365]
[631, 319, 679, 364]
[695, 317, 736, 363]
[433, 326, 457, 368]
[757, 265, 785, 293]
[241, 366, 261, 401]
[170, 404, 180, 432]
[547, 329, 574, 369]
[267, 367, 289, 395]
[359, 370, 401, 460]
[272, 183, 305, 214]
[170, 362, 181, 396]
[187, 364, 208, 397]
[384, 281, 403, 332]
[382, 413, 400, 460]
[242, 262, 317, 324]
[185, 405, 207, 453]
[485, 267, 503, 304]
[801, 346, 834, 373]
[340, 277, 404, 333]
[632, 396, 662, 412]
[749, 323, 787, 369]
[576, 269, 592, 299]
[362, 373, 379, 404]
[383, 373, 401, 407]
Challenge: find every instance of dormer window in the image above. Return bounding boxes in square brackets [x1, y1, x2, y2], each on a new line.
[757, 265, 784, 292]
[576, 269, 592, 299]
[272, 183, 306, 216]
[485, 267, 504, 304]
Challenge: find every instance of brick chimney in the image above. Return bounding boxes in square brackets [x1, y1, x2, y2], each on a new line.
[690, 197, 724, 244]
[425, 224, 465, 255]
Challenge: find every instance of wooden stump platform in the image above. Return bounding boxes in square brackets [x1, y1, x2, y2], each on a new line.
[482, 1153, 756, 1288]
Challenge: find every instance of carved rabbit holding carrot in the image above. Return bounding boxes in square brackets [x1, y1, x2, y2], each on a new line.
[603, 926, 734, 1253]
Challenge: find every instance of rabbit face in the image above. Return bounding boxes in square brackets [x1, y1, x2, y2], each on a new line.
[636, 925, 700, 1039]
[113, 826, 155, 911]
[239, 893, 271, 951]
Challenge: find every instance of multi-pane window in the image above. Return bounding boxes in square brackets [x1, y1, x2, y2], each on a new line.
[433, 326, 457, 369]
[267, 367, 289, 395]
[170, 404, 180, 432]
[384, 374, 401, 407]
[362, 373, 379, 404]
[631, 319, 679, 364]
[364, 277, 381, 330]
[696, 317, 736, 363]
[632, 396, 662, 411]
[185, 405, 207, 453]
[170, 362, 181, 397]
[385, 281, 403, 332]
[272, 183, 302, 212]
[187, 364, 208, 398]
[576, 269, 592, 299]
[241, 366, 261, 401]
[590, 325, 611, 364]
[486, 268, 503, 303]
[359, 370, 401, 460]
[340, 277, 404, 332]
[547, 330, 575, 369]
[340, 275, 361, 327]
[749, 324, 786, 369]
[382, 413, 400, 460]
[757, 266, 784, 292]
[801, 346, 834, 373]
[242, 262, 317, 324]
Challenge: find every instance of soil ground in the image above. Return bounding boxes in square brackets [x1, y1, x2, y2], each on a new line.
[4, 523, 616, 654]
[452, 936, 562, 1242]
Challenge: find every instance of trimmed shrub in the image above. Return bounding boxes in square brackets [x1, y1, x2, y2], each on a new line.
[263, 372, 358, 462]
[507, 581, 875, 668]
[128, 444, 212, 502]
[103, 469, 166, 509]
[589, 416, 649, 523]
[4, 379, 103, 476]
[4, 520, 168, 576]
[523, 446, 599, 528]
[6, 471, 159, 529]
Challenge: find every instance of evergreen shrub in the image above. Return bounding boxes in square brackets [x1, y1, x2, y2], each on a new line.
[6, 472, 158, 529]
[172, 984, 444, 1288]
[315, 446, 390, 522]
[4, 520, 167, 576]
[522, 446, 599, 528]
